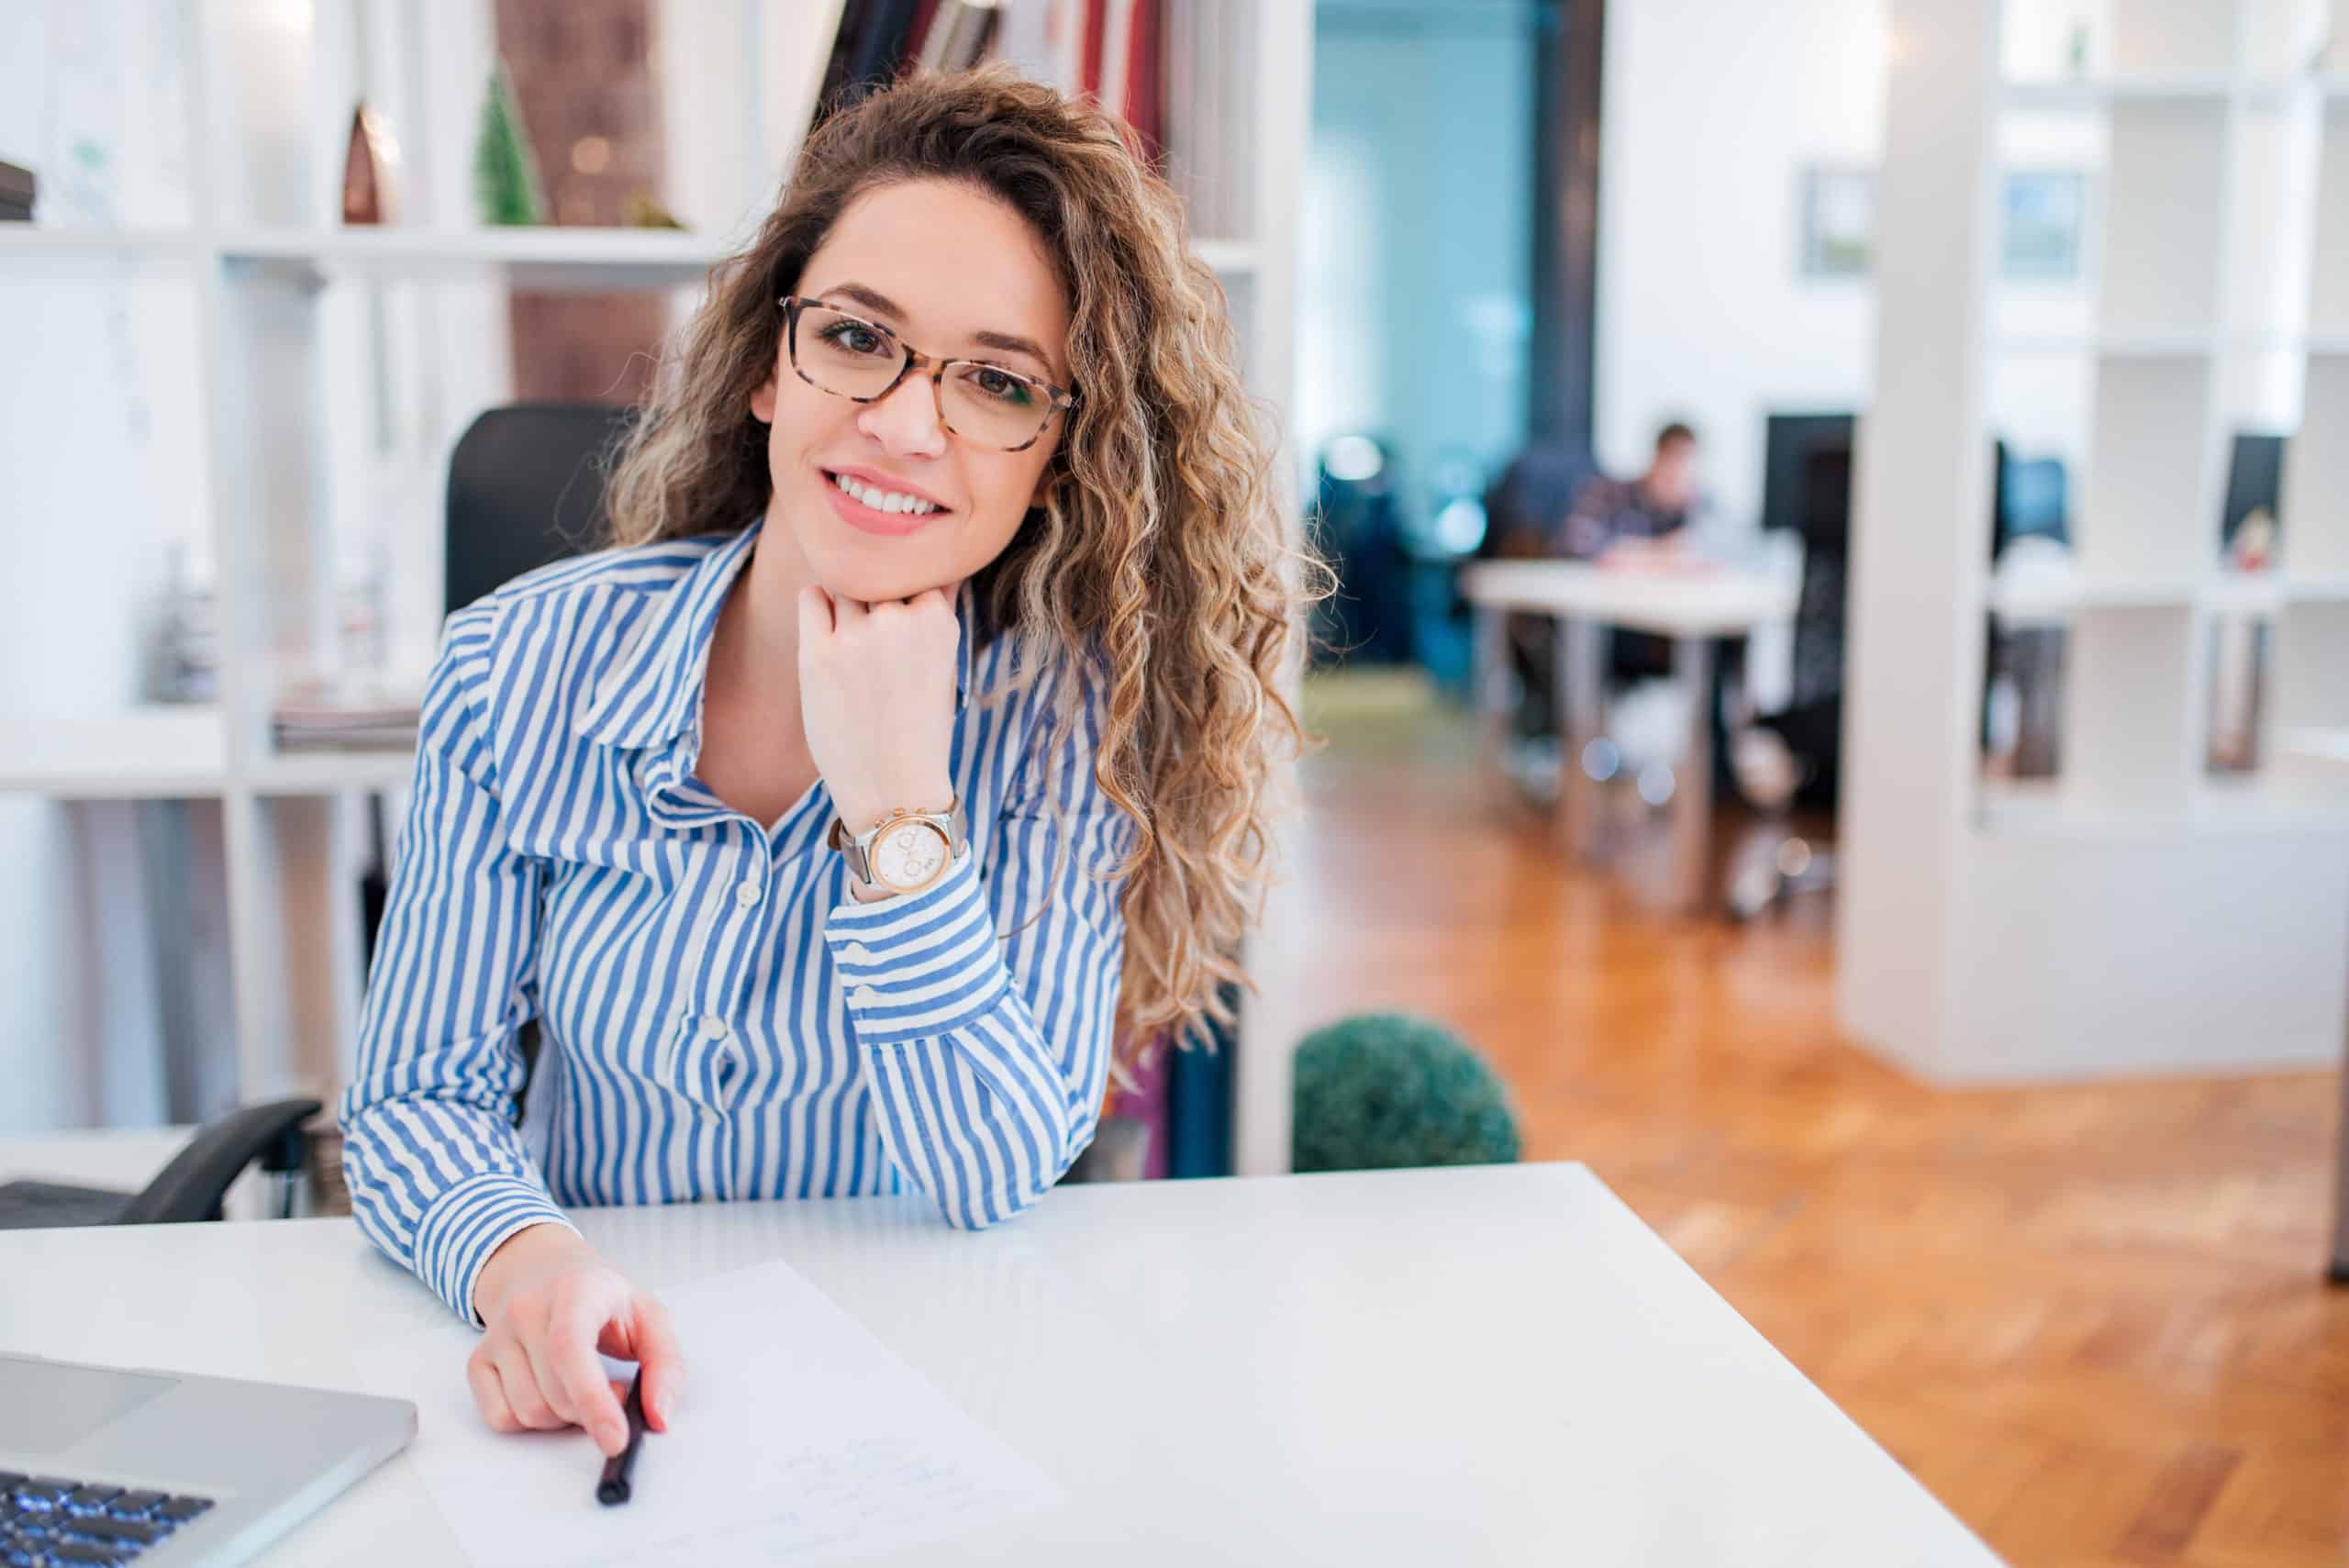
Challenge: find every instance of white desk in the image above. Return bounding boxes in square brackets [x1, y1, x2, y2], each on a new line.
[0, 1163, 1997, 1565]
[2286, 729, 2349, 1281]
[1459, 560, 1799, 913]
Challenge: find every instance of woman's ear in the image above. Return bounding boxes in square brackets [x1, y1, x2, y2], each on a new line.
[750, 373, 776, 424]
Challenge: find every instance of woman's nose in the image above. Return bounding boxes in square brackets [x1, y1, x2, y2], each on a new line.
[857, 372, 948, 457]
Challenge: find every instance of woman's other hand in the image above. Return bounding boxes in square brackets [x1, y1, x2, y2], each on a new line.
[797, 584, 960, 833]
[467, 1224, 685, 1456]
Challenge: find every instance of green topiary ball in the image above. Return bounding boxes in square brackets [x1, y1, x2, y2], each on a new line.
[1291, 1013, 1521, 1173]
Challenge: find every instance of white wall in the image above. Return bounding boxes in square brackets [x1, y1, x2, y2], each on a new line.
[1595, 0, 1889, 529]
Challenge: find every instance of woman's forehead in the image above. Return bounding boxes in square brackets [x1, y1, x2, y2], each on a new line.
[803, 180, 1072, 375]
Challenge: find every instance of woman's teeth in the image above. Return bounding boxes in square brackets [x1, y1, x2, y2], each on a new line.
[829, 473, 941, 516]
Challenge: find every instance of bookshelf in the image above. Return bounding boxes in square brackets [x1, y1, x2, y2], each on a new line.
[0, 0, 1311, 1129]
[1842, 0, 2349, 1083]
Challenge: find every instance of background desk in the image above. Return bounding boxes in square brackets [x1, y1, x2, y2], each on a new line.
[1460, 561, 1799, 912]
[0, 1163, 1995, 1565]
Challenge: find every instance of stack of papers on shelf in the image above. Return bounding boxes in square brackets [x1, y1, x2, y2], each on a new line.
[272, 682, 421, 751]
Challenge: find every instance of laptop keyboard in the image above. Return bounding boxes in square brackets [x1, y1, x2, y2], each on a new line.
[0, 1474, 216, 1566]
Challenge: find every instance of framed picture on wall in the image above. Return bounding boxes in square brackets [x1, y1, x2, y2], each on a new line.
[1798, 165, 1874, 279]
[2000, 170, 2088, 282]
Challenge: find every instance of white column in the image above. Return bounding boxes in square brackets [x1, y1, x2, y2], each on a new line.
[1833, 0, 1999, 1077]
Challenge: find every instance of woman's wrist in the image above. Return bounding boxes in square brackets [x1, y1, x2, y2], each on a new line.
[473, 1221, 591, 1324]
[832, 777, 956, 838]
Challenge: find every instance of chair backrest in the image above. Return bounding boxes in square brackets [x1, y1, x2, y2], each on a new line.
[445, 403, 635, 615]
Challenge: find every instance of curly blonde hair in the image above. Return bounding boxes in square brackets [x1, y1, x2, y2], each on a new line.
[603, 64, 1319, 1052]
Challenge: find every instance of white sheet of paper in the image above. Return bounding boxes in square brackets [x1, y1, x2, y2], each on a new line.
[364, 1259, 1064, 1566]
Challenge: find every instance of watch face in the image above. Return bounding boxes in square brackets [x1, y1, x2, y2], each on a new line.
[874, 821, 950, 890]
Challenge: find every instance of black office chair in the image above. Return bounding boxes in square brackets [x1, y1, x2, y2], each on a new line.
[0, 1099, 322, 1229]
[445, 403, 637, 614]
[1728, 443, 1850, 917]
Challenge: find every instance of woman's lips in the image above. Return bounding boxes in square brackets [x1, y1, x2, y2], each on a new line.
[821, 471, 950, 538]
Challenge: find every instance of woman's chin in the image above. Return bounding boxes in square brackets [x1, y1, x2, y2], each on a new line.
[809, 552, 948, 608]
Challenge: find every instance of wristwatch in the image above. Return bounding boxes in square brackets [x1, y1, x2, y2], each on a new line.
[828, 795, 968, 896]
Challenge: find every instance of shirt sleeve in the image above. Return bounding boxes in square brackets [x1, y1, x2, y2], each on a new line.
[823, 664, 1138, 1230]
[338, 604, 577, 1323]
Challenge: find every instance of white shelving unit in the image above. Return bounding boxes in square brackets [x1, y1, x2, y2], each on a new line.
[1841, 0, 2349, 1083]
[3, 0, 1310, 1129]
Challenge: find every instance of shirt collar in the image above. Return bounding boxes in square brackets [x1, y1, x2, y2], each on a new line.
[574, 517, 976, 751]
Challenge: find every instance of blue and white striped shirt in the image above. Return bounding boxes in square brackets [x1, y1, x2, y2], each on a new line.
[339, 521, 1136, 1322]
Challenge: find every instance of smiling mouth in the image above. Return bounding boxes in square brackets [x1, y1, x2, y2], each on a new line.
[823, 470, 950, 517]
[820, 469, 952, 537]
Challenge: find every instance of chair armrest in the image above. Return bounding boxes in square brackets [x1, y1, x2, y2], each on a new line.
[115, 1099, 321, 1225]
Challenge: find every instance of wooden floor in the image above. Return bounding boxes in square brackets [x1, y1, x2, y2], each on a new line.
[1289, 672, 2349, 1568]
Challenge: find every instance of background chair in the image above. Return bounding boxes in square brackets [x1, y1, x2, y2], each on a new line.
[0, 1098, 322, 1229]
[444, 402, 636, 614]
[1728, 439, 1850, 917]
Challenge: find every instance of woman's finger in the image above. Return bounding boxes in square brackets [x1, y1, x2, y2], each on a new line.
[832, 593, 869, 628]
[467, 1351, 519, 1434]
[544, 1310, 629, 1455]
[629, 1296, 688, 1432]
[797, 584, 836, 639]
[495, 1341, 562, 1430]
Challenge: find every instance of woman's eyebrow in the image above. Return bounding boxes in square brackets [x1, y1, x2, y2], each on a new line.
[819, 280, 1055, 373]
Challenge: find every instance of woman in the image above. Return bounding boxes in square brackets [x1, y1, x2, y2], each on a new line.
[339, 66, 1311, 1457]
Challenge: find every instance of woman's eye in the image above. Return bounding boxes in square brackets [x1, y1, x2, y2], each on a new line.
[823, 323, 888, 356]
[965, 367, 1035, 406]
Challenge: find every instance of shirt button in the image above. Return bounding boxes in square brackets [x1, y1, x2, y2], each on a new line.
[841, 943, 874, 965]
[851, 985, 881, 1008]
[699, 1016, 729, 1042]
[734, 880, 761, 908]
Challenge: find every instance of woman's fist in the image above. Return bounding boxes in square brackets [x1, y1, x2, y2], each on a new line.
[797, 584, 960, 836]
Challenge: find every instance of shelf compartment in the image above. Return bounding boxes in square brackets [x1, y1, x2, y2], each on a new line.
[2079, 354, 2219, 578]
[2282, 353, 2349, 575]
[2310, 110, 2349, 347]
[2274, 599, 2349, 734]
[2096, 98, 2232, 337]
[2110, 0, 2243, 79]
[2057, 603, 2201, 811]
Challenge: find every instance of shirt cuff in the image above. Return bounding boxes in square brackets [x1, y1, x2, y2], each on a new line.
[825, 848, 1012, 1045]
[412, 1171, 579, 1326]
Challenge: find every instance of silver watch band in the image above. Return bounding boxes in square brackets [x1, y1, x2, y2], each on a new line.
[828, 796, 967, 887]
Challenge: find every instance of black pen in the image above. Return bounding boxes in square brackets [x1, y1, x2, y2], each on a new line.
[596, 1371, 649, 1507]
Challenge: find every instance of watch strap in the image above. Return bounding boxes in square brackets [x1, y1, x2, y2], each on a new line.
[829, 795, 967, 889]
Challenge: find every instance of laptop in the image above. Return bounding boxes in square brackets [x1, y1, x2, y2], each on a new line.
[1, 1351, 415, 1566]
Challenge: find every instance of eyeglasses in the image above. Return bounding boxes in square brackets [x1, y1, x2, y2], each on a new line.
[778, 295, 1078, 453]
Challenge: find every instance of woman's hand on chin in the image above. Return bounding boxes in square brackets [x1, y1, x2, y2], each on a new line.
[797, 583, 959, 833]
